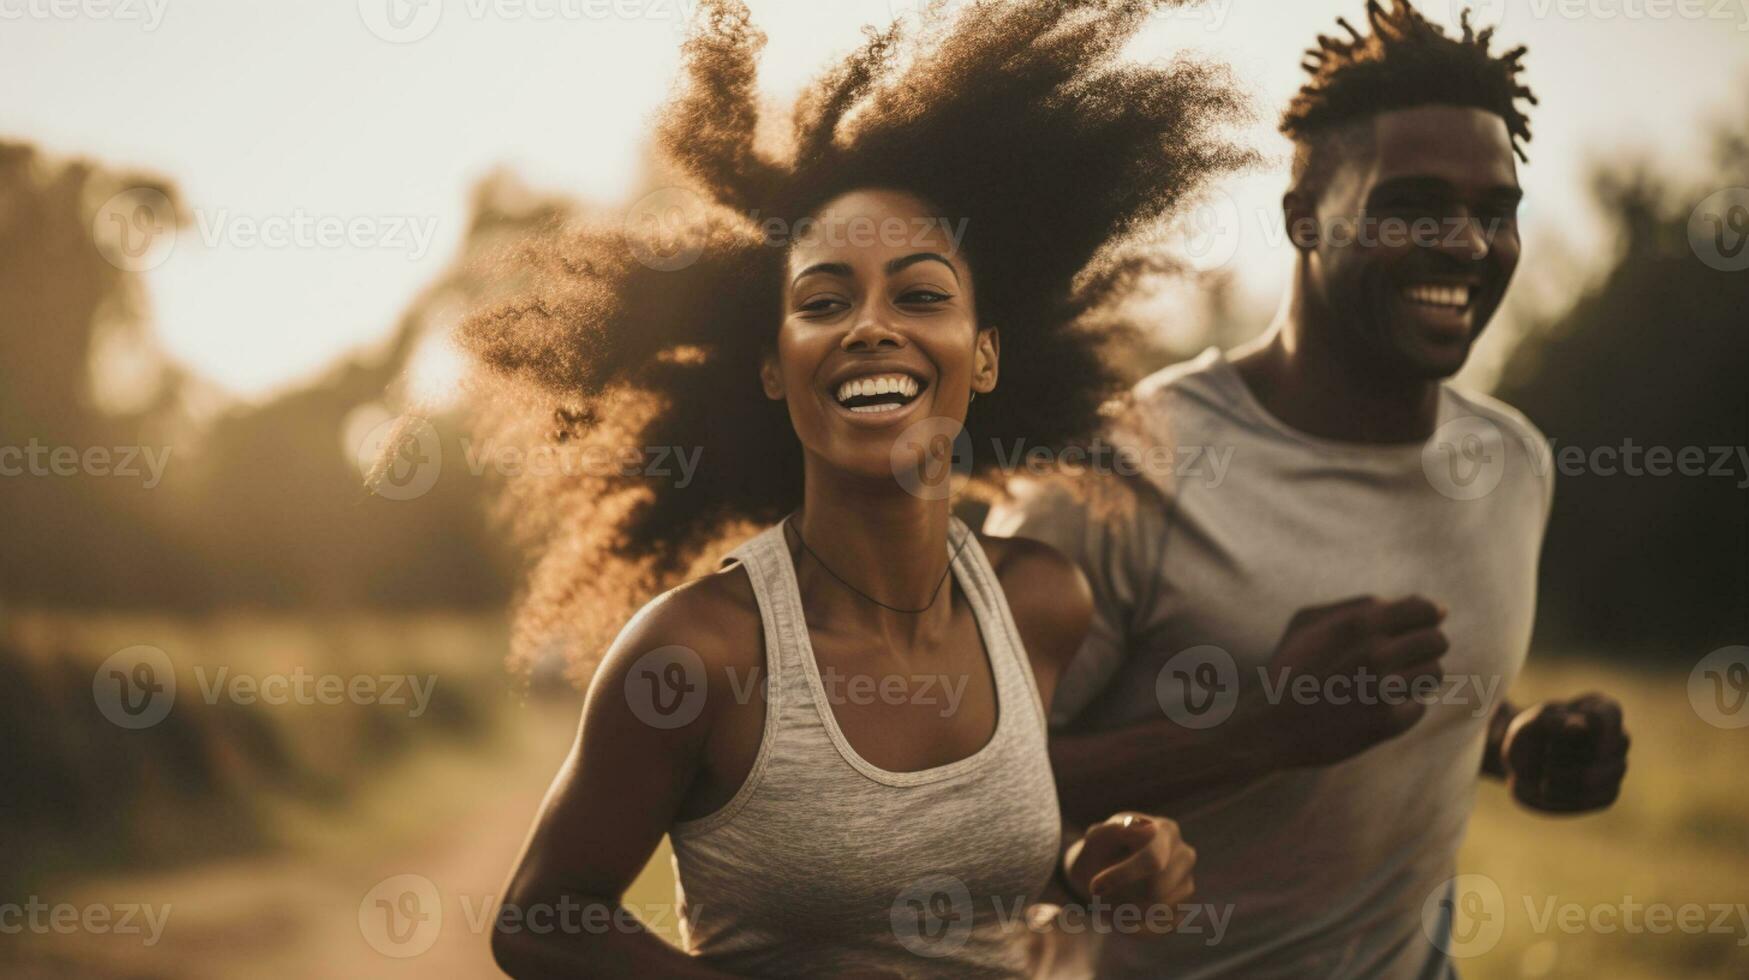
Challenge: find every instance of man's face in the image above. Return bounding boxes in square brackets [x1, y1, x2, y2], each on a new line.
[1304, 105, 1523, 380]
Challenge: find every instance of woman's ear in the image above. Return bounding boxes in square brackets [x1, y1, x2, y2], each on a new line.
[758, 349, 785, 400]
[972, 326, 1000, 395]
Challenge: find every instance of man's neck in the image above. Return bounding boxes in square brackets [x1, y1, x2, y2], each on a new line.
[1229, 281, 1442, 445]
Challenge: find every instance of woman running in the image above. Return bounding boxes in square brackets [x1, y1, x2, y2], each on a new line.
[468, 1, 1250, 975]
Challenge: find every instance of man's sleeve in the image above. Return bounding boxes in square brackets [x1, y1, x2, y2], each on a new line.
[984, 475, 1168, 730]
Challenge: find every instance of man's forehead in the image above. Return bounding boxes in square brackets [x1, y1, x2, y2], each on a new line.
[1366, 104, 1520, 189]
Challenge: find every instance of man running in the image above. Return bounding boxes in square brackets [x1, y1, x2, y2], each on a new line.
[989, 3, 1630, 976]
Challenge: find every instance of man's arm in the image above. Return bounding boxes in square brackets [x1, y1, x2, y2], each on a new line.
[988, 477, 1448, 827]
[1480, 698, 1516, 778]
[1485, 693, 1630, 812]
[1048, 595, 1450, 827]
[1049, 697, 1286, 828]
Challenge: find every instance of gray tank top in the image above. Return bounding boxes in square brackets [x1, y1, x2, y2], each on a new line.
[670, 516, 1063, 977]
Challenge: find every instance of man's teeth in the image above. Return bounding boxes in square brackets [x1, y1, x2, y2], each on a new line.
[1403, 284, 1472, 309]
[834, 374, 920, 404]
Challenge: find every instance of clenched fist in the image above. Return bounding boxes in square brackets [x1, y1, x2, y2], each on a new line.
[1264, 594, 1450, 767]
[1500, 693, 1630, 813]
[1064, 813, 1197, 937]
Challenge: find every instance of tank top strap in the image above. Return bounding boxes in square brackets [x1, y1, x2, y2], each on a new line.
[723, 522, 810, 686]
[944, 515, 1050, 730]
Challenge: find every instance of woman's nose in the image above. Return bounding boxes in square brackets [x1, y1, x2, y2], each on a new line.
[841, 312, 905, 351]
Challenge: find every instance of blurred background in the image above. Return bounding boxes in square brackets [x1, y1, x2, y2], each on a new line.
[1, 1, 1744, 977]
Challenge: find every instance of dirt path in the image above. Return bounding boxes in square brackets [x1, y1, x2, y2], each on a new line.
[10, 699, 681, 979]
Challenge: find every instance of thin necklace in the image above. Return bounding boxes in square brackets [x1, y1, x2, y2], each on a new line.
[785, 514, 971, 615]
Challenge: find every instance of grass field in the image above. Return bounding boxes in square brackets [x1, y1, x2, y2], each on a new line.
[4, 614, 1744, 978]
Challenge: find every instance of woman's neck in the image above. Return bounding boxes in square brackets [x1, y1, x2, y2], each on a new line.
[792, 461, 958, 652]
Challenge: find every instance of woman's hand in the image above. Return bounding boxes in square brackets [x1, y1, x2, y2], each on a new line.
[1063, 812, 1197, 938]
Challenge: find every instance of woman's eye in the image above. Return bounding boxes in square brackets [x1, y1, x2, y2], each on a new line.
[797, 297, 847, 316]
[898, 288, 951, 304]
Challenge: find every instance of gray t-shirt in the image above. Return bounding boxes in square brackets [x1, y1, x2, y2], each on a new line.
[986, 346, 1553, 979]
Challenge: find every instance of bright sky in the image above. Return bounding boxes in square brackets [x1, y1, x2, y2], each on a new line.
[3, 0, 1745, 401]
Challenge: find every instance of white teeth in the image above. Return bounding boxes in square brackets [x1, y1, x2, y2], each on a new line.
[834, 373, 922, 404]
[1404, 284, 1471, 309]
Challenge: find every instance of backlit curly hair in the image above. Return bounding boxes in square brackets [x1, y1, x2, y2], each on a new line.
[457, 0, 1253, 676]
[1282, 0, 1535, 191]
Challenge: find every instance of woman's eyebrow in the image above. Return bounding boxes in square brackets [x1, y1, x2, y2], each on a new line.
[791, 261, 852, 286]
[886, 252, 960, 281]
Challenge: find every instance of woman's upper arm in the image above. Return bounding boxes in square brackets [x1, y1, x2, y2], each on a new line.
[501, 587, 730, 913]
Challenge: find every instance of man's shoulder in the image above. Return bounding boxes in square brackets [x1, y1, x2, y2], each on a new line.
[1129, 346, 1234, 418]
[1441, 384, 1548, 447]
[1440, 384, 1556, 509]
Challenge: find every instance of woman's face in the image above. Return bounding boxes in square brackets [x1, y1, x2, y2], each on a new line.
[763, 188, 998, 487]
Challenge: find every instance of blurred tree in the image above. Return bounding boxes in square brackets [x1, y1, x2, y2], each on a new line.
[1498, 113, 1749, 658]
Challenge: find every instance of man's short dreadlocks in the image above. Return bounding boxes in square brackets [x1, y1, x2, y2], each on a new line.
[1282, 0, 1536, 190]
